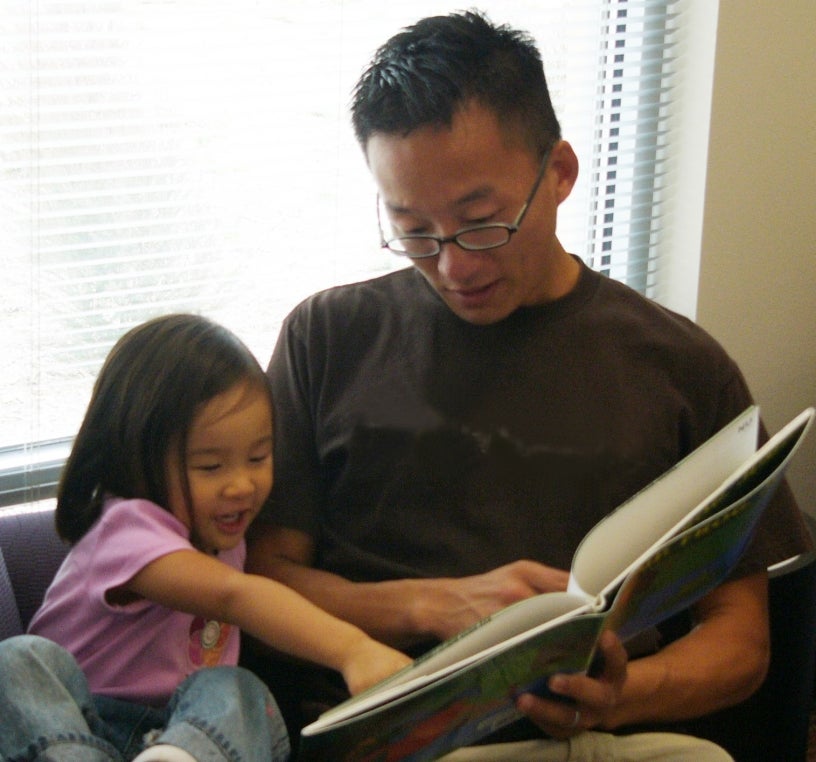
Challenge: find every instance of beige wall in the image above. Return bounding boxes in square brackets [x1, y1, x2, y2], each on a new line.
[696, 1, 816, 514]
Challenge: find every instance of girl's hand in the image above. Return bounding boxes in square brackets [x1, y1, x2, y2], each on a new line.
[341, 638, 413, 695]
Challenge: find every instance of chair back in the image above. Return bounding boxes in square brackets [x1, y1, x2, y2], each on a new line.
[0, 508, 68, 635]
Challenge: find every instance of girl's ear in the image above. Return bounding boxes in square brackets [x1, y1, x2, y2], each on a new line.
[549, 140, 580, 205]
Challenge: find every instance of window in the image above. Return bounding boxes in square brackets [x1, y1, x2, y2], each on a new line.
[1, 0, 692, 508]
[587, 0, 683, 294]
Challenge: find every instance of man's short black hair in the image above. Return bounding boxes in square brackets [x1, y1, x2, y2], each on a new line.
[351, 10, 561, 156]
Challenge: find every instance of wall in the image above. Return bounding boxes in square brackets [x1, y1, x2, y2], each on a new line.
[696, 1, 816, 514]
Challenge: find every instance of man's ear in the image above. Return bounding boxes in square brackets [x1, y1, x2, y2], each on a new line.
[550, 140, 580, 205]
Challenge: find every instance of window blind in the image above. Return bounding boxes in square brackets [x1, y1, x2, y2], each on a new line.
[586, 0, 683, 296]
[0, 0, 690, 506]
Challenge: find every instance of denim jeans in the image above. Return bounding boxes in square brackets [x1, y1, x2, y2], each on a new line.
[0, 635, 290, 762]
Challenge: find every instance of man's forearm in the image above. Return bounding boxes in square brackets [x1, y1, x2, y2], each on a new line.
[606, 572, 770, 728]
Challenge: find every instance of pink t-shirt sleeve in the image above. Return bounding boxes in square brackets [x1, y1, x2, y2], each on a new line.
[86, 498, 196, 608]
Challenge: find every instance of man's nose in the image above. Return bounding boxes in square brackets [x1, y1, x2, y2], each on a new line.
[436, 239, 483, 282]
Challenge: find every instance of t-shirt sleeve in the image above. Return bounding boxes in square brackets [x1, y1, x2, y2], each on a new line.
[262, 304, 325, 535]
[89, 498, 195, 611]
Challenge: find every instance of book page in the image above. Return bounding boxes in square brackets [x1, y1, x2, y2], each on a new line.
[605, 406, 813, 642]
[568, 406, 760, 599]
[679, 407, 814, 526]
[404, 591, 592, 681]
[315, 591, 593, 726]
[301, 610, 607, 748]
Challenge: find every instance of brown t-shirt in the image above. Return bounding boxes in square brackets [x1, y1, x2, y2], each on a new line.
[253, 258, 811, 738]
[264, 260, 809, 582]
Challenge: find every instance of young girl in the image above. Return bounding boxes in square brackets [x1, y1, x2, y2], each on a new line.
[0, 314, 411, 762]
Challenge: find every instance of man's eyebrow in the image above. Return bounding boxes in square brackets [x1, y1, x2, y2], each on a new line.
[384, 185, 495, 215]
[455, 186, 494, 206]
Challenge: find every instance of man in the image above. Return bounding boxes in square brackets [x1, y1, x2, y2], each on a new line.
[244, 10, 810, 760]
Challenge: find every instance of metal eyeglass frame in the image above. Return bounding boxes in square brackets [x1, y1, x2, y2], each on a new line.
[377, 146, 553, 259]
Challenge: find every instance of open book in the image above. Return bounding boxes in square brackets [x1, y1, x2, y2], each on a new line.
[297, 405, 815, 762]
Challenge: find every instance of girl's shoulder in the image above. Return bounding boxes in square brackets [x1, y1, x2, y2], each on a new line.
[75, 496, 194, 572]
[100, 496, 188, 536]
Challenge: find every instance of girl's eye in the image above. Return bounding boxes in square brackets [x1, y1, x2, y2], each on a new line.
[249, 452, 272, 465]
[195, 463, 221, 473]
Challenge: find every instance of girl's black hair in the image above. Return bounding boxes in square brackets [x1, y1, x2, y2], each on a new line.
[55, 313, 271, 544]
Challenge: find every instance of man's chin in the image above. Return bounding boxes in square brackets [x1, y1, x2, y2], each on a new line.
[444, 297, 516, 326]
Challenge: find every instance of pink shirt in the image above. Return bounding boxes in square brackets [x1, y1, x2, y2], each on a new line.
[29, 497, 244, 706]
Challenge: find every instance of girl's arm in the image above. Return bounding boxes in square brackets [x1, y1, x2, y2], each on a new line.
[123, 549, 412, 695]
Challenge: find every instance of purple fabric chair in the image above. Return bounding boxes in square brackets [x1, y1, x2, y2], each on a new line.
[0, 507, 68, 639]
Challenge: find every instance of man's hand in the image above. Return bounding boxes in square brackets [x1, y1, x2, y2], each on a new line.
[516, 573, 770, 733]
[515, 629, 628, 738]
[418, 560, 571, 641]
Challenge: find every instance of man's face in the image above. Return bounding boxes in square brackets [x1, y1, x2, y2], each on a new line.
[366, 101, 577, 325]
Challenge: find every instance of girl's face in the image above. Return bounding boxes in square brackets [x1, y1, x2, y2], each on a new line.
[166, 380, 273, 554]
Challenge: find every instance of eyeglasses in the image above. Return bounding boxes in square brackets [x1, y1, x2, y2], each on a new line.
[377, 148, 552, 259]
